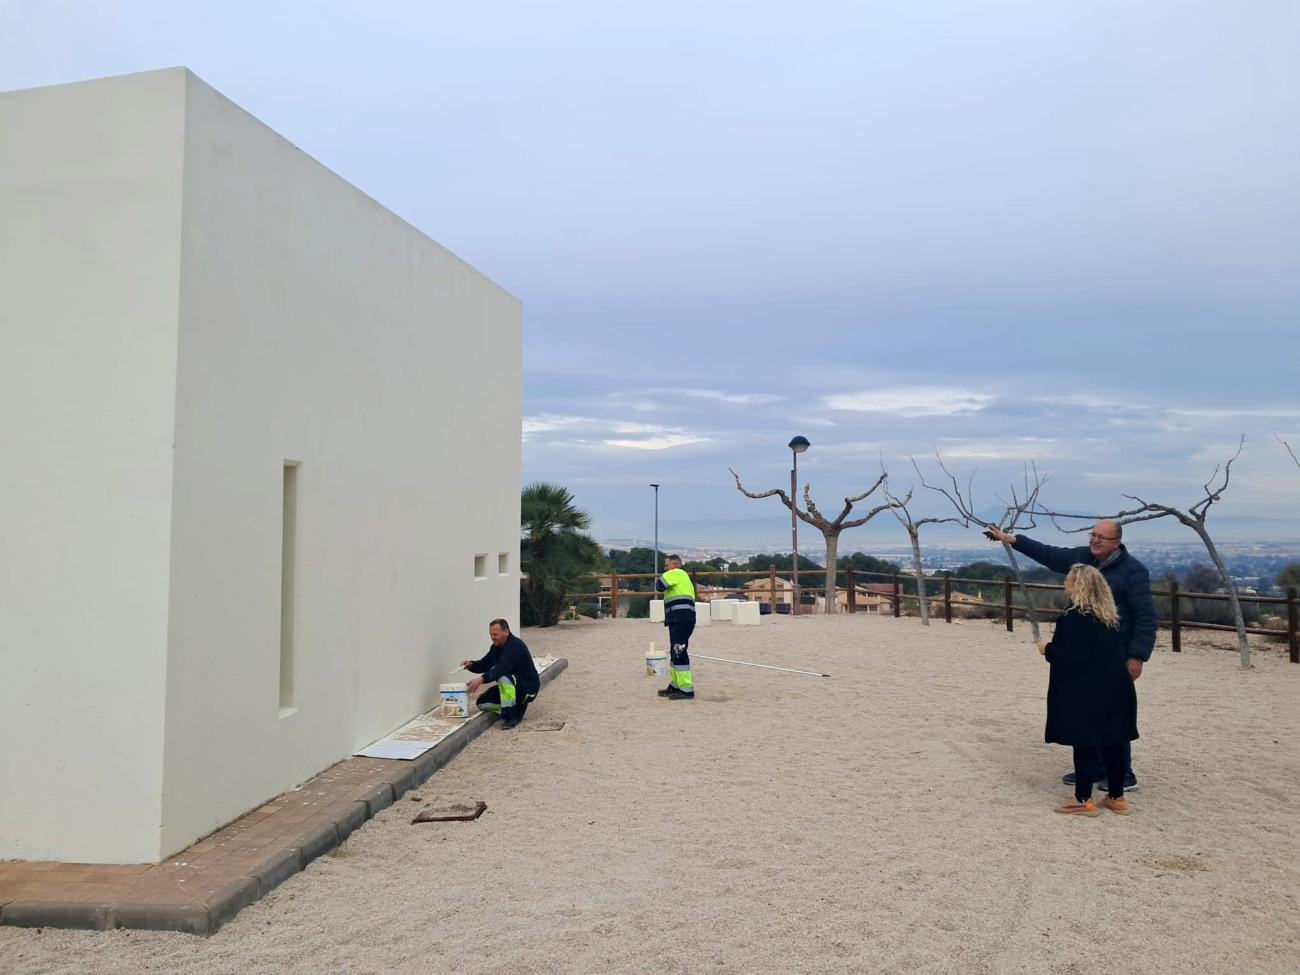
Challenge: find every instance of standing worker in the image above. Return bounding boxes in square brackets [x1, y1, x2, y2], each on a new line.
[656, 555, 697, 700]
[463, 618, 540, 729]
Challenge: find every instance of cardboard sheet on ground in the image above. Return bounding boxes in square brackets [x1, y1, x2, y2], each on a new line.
[354, 656, 559, 760]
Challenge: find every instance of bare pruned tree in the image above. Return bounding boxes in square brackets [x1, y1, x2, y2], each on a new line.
[883, 467, 960, 626]
[729, 468, 900, 613]
[1039, 436, 1252, 668]
[1279, 435, 1299, 470]
[918, 452, 1048, 641]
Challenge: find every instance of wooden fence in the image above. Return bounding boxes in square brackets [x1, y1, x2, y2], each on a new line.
[566, 567, 1300, 664]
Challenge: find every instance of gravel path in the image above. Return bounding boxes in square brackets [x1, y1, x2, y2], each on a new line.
[4, 614, 1298, 975]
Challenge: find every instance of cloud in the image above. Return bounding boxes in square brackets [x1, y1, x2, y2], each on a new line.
[610, 421, 668, 434]
[601, 433, 710, 450]
[522, 414, 595, 434]
[670, 388, 785, 405]
[1033, 394, 1151, 413]
[823, 386, 994, 416]
[1167, 406, 1300, 419]
[936, 437, 1061, 461]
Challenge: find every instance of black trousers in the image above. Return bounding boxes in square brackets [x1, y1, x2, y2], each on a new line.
[666, 613, 696, 690]
[1074, 744, 1127, 801]
[475, 680, 537, 720]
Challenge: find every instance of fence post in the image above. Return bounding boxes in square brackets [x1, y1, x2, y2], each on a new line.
[609, 568, 619, 619]
[770, 564, 777, 614]
[1004, 576, 1013, 632]
[1169, 579, 1181, 653]
[847, 566, 856, 614]
[1289, 587, 1298, 665]
[892, 571, 901, 618]
[943, 571, 952, 624]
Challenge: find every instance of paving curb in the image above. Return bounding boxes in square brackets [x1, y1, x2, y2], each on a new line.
[110, 901, 210, 935]
[0, 900, 112, 930]
[0, 657, 568, 937]
[247, 847, 302, 894]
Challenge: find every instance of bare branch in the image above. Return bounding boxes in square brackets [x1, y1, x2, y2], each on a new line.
[729, 468, 789, 505]
[831, 472, 888, 526]
[840, 500, 901, 531]
[1278, 435, 1300, 469]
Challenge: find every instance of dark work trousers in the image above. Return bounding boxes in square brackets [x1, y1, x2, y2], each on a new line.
[1073, 744, 1127, 801]
[475, 680, 536, 721]
[666, 613, 696, 691]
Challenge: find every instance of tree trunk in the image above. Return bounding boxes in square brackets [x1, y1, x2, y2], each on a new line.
[1193, 523, 1250, 667]
[909, 528, 930, 625]
[822, 531, 840, 614]
[1001, 542, 1041, 642]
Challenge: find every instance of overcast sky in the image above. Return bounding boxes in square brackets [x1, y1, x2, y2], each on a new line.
[5, 1, 1297, 549]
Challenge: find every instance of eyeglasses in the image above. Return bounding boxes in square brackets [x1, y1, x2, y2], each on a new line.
[1089, 533, 1119, 542]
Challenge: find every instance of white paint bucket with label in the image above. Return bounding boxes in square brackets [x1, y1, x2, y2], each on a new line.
[646, 642, 667, 678]
[439, 682, 470, 718]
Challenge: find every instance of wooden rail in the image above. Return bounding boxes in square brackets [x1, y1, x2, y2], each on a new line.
[564, 568, 1299, 662]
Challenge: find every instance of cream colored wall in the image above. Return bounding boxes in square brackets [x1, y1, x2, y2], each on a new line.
[0, 70, 187, 862]
[0, 67, 521, 864]
[156, 73, 522, 857]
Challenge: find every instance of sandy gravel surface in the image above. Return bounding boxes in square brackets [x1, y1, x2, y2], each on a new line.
[4, 614, 1298, 975]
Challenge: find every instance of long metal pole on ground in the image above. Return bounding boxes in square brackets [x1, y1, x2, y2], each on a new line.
[693, 653, 830, 678]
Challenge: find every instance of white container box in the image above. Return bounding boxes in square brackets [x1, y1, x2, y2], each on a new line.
[649, 599, 665, 622]
[734, 602, 761, 625]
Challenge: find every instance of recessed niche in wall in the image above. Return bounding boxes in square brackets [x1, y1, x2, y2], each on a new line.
[280, 460, 301, 715]
[474, 553, 487, 580]
[498, 552, 509, 575]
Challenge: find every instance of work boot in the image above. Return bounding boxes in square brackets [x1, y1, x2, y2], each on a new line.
[500, 716, 521, 729]
[662, 686, 695, 700]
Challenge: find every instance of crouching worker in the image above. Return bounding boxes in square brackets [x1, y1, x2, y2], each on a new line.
[462, 619, 540, 730]
[656, 555, 696, 700]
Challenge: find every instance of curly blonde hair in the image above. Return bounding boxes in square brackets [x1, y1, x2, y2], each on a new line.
[1066, 564, 1119, 628]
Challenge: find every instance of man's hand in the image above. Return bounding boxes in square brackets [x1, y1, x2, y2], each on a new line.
[1127, 659, 1143, 681]
[459, 659, 474, 670]
[984, 526, 1016, 545]
[466, 676, 485, 692]
[1037, 641, 1047, 656]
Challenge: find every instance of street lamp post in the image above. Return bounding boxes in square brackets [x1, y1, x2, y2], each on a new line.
[650, 484, 660, 581]
[788, 436, 810, 614]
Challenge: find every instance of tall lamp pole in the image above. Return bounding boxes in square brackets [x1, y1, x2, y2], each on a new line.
[788, 436, 810, 614]
[650, 483, 660, 581]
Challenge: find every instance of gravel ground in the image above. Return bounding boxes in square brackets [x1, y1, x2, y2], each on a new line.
[3, 613, 1298, 975]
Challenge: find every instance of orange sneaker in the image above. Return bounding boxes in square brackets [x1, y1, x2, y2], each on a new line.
[1054, 798, 1100, 817]
[1098, 795, 1131, 815]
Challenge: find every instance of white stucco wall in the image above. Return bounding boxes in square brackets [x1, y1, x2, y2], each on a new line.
[156, 73, 522, 857]
[0, 68, 522, 863]
[0, 71, 186, 862]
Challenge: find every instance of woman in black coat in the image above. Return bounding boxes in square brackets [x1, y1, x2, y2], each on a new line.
[1040, 564, 1138, 816]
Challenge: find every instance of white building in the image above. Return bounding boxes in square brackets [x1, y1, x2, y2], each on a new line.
[0, 69, 522, 863]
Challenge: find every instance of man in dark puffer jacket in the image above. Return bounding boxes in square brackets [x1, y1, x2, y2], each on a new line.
[986, 519, 1156, 790]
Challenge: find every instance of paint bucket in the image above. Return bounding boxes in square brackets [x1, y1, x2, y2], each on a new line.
[439, 682, 470, 718]
[645, 643, 667, 678]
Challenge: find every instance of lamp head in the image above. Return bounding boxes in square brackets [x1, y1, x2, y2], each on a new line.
[788, 436, 810, 454]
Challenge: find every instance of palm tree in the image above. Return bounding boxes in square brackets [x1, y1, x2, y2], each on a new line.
[520, 482, 607, 627]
